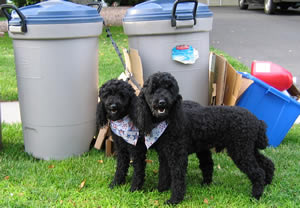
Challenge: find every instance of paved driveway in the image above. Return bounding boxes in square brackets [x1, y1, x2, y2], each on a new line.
[210, 6, 300, 88]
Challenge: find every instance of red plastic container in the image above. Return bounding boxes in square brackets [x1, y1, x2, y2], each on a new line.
[251, 61, 293, 91]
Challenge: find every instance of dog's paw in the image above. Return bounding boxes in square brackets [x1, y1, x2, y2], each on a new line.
[164, 199, 180, 206]
[158, 186, 170, 193]
[201, 179, 212, 186]
[130, 185, 142, 192]
[109, 182, 116, 189]
[252, 193, 262, 200]
[109, 180, 123, 189]
[158, 182, 171, 192]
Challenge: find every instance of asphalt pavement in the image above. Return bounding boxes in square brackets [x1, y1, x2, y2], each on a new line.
[210, 6, 300, 88]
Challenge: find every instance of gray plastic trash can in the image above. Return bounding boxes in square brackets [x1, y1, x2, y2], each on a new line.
[123, 0, 213, 105]
[1, 0, 103, 160]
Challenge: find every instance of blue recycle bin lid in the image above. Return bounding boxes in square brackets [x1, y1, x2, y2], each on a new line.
[8, 0, 103, 25]
[123, 0, 213, 22]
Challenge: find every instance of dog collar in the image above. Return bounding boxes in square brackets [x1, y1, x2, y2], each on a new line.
[110, 116, 168, 149]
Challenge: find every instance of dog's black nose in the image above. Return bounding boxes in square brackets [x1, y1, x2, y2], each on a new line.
[158, 99, 166, 107]
[110, 104, 117, 110]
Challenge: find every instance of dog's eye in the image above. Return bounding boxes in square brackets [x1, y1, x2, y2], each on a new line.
[119, 93, 128, 100]
[101, 92, 109, 99]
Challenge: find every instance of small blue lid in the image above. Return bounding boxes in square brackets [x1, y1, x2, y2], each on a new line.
[9, 0, 103, 25]
[123, 0, 212, 22]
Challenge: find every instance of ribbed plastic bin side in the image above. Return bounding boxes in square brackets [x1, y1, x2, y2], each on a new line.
[123, 0, 213, 106]
[2, 0, 103, 160]
[237, 73, 300, 147]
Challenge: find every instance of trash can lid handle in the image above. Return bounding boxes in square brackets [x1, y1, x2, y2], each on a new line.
[171, 0, 198, 27]
[0, 4, 27, 33]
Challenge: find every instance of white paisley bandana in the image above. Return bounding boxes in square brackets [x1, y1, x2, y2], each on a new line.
[144, 121, 168, 149]
[110, 115, 168, 149]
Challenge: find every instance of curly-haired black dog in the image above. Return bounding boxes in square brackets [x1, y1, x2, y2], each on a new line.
[137, 72, 275, 205]
[96, 79, 147, 192]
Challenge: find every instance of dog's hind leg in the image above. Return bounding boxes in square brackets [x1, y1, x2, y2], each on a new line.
[254, 149, 275, 185]
[157, 151, 171, 192]
[109, 140, 130, 189]
[196, 150, 213, 185]
[227, 146, 266, 200]
[130, 139, 147, 192]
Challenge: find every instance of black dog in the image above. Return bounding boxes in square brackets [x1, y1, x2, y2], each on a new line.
[137, 72, 275, 204]
[96, 79, 147, 191]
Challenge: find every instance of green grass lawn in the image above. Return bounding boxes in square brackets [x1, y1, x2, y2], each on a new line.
[0, 26, 249, 102]
[1, 123, 300, 207]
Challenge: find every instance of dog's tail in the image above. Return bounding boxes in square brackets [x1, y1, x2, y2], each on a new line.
[255, 120, 269, 149]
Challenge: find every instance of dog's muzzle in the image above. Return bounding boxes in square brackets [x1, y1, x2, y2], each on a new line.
[109, 103, 118, 114]
[157, 99, 166, 114]
[152, 99, 168, 118]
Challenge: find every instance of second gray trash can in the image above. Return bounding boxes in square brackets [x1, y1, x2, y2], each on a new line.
[1, 0, 103, 160]
[123, 0, 213, 105]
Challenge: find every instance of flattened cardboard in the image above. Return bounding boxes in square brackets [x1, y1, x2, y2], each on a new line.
[209, 52, 254, 106]
[208, 53, 216, 105]
[105, 136, 114, 157]
[215, 55, 227, 105]
[94, 125, 110, 150]
[223, 62, 242, 106]
[238, 78, 254, 101]
[123, 48, 144, 94]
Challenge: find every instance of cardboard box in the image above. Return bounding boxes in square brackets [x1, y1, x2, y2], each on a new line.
[209, 52, 253, 106]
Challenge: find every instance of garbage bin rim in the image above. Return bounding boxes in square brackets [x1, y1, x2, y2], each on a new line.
[8, 0, 103, 25]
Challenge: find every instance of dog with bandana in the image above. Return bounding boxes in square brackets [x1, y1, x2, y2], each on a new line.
[96, 79, 146, 191]
[96, 79, 168, 192]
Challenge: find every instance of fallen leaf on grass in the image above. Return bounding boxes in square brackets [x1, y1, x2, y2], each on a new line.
[48, 165, 55, 169]
[145, 159, 153, 163]
[4, 176, 9, 180]
[204, 198, 209, 204]
[98, 160, 104, 164]
[79, 179, 86, 190]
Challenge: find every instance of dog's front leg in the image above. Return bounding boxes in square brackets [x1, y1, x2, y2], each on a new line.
[157, 151, 171, 192]
[109, 137, 130, 189]
[164, 145, 188, 205]
[130, 137, 147, 192]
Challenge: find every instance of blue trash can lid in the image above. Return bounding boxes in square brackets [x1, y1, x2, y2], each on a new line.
[9, 0, 103, 25]
[123, 0, 213, 22]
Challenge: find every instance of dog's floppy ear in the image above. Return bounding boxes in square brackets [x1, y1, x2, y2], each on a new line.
[169, 94, 185, 129]
[96, 100, 108, 130]
[136, 91, 155, 135]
